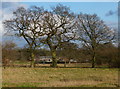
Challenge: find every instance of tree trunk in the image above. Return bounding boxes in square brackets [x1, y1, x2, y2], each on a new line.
[51, 49, 57, 67]
[91, 39, 97, 68]
[92, 51, 96, 68]
[64, 61, 67, 67]
[69, 60, 71, 64]
[30, 52, 35, 68]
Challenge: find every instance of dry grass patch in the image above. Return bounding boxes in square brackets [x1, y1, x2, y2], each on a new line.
[2, 67, 119, 87]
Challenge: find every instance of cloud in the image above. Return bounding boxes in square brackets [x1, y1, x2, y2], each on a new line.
[2, 2, 27, 9]
[0, 2, 27, 37]
[105, 10, 117, 16]
[1, 2, 27, 20]
[0, 21, 3, 42]
[2, 2, 18, 9]
[2, 0, 23, 2]
[1, 2, 27, 21]
[105, 21, 118, 29]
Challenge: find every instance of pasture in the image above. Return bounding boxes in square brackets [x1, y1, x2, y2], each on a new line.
[2, 67, 119, 87]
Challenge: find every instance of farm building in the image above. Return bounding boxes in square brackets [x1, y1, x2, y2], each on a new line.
[34, 56, 78, 64]
[35, 56, 52, 63]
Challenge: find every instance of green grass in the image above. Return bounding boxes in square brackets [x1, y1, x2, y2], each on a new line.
[2, 67, 119, 87]
[12, 60, 110, 68]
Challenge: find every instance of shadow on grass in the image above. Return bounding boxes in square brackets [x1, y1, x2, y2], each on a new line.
[2, 65, 114, 69]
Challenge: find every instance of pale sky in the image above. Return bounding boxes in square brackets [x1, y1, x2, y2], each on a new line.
[0, 1, 118, 47]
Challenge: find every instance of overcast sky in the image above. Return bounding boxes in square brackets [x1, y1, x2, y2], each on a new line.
[0, 1, 118, 47]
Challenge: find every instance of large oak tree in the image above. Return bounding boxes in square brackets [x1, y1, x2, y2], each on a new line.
[38, 4, 77, 67]
[77, 13, 115, 68]
[3, 6, 44, 67]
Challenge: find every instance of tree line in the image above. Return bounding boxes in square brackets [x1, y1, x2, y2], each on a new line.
[3, 4, 117, 68]
[2, 40, 119, 68]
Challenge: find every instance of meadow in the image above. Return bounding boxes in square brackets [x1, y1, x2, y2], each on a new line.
[2, 66, 119, 87]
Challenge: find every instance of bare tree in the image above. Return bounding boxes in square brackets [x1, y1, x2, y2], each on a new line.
[38, 4, 77, 67]
[77, 13, 115, 68]
[3, 6, 44, 67]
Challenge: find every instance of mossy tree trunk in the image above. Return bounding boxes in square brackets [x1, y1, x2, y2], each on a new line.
[51, 48, 57, 67]
[30, 52, 35, 68]
[29, 47, 35, 68]
[47, 38, 58, 68]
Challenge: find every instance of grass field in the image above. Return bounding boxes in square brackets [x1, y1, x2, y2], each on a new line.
[2, 67, 119, 87]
